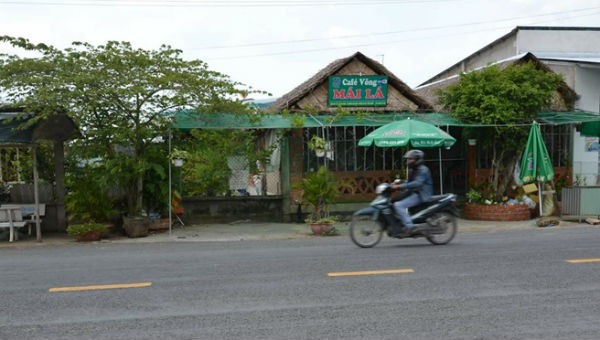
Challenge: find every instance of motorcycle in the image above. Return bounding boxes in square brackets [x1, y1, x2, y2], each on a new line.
[350, 181, 458, 248]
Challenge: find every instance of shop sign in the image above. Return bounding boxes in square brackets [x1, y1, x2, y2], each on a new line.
[328, 75, 388, 107]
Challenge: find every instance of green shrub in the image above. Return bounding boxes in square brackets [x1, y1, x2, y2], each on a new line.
[66, 223, 107, 236]
[298, 166, 338, 223]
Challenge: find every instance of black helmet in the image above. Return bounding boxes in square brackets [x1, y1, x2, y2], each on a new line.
[403, 149, 424, 167]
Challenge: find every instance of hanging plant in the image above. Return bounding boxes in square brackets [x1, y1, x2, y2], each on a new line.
[307, 135, 330, 157]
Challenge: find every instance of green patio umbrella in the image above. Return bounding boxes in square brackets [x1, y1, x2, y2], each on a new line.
[358, 118, 456, 193]
[519, 121, 554, 216]
[358, 118, 456, 148]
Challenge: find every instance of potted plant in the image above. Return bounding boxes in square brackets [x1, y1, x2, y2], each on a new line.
[122, 216, 150, 238]
[66, 222, 107, 242]
[463, 184, 532, 221]
[297, 166, 339, 235]
[307, 135, 328, 157]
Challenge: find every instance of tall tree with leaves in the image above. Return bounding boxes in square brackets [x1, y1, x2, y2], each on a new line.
[0, 36, 251, 216]
[437, 62, 567, 200]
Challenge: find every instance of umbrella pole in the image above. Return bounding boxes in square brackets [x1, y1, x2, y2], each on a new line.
[538, 181, 543, 217]
[438, 148, 443, 194]
[168, 129, 172, 237]
[33, 145, 41, 242]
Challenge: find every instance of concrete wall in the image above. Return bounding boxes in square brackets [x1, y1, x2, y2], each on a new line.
[180, 196, 365, 224]
[517, 29, 600, 54]
[544, 62, 576, 89]
[571, 65, 600, 186]
[425, 34, 517, 83]
[575, 65, 600, 112]
[572, 130, 599, 186]
[182, 196, 286, 223]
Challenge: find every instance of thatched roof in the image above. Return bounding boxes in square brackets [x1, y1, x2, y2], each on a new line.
[270, 51, 432, 112]
[414, 52, 578, 112]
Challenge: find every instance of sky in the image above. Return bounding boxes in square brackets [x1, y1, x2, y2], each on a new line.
[1, 0, 600, 100]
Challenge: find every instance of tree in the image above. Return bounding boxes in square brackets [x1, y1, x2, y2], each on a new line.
[173, 128, 278, 197]
[0, 36, 252, 216]
[437, 62, 565, 201]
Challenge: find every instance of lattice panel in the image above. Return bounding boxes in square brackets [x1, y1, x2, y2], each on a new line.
[334, 171, 394, 201]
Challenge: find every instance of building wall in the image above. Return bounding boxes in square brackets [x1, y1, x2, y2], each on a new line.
[544, 62, 576, 89]
[426, 34, 517, 83]
[575, 65, 600, 113]
[425, 27, 600, 187]
[462, 36, 517, 72]
[517, 29, 600, 54]
[572, 65, 600, 185]
[572, 130, 599, 186]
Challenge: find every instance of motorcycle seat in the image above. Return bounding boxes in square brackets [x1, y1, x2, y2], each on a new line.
[408, 194, 453, 212]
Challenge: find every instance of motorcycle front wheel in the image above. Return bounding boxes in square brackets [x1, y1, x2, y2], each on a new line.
[350, 215, 384, 248]
[426, 212, 457, 245]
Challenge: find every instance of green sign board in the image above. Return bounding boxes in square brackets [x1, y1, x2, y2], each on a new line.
[328, 75, 388, 107]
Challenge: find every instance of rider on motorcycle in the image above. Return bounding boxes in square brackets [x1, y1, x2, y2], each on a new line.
[391, 149, 433, 235]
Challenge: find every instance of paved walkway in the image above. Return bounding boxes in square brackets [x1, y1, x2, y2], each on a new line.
[0, 217, 593, 248]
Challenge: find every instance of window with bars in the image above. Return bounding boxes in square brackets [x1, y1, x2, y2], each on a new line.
[303, 125, 569, 174]
[474, 124, 571, 168]
[541, 124, 570, 167]
[303, 127, 408, 173]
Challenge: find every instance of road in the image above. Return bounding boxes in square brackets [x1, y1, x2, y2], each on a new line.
[1, 226, 599, 339]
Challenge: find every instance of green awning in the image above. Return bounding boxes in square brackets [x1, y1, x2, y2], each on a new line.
[538, 111, 600, 125]
[581, 121, 600, 137]
[0, 113, 35, 144]
[172, 111, 600, 130]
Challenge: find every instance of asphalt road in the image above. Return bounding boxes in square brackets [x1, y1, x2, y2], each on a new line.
[1, 226, 599, 339]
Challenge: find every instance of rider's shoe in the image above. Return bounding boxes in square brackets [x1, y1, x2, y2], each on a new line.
[404, 226, 420, 236]
[388, 227, 406, 238]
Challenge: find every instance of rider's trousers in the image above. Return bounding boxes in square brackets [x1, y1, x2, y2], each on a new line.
[393, 192, 422, 228]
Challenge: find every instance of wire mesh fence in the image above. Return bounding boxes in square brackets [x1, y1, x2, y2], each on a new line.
[226, 155, 282, 196]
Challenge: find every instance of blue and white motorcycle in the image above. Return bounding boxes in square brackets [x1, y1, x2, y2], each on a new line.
[350, 181, 458, 248]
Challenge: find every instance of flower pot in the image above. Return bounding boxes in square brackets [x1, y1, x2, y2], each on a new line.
[100, 223, 114, 238]
[309, 223, 333, 235]
[76, 231, 101, 242]
[148, 218, 169, 231]
[123, 217, 149, 238]
[463, 203, 531, 221]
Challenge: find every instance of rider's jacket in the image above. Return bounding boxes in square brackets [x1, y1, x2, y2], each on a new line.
[399, 164, 433, 202]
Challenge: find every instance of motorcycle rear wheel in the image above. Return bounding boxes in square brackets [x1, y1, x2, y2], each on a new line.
[426, 212, 457, 245]
[350, 215, 384, 248]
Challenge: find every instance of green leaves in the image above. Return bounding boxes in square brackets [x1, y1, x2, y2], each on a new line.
[1, 36, 251, 216]
[438, 62, 563, 200]
[439, 62, 562, 125]
[299, 166, 338, 222]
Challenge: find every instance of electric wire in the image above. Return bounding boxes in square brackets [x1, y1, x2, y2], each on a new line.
[194, 6, 600, 50]
[202, 10, 600, 60]
[0, 0, 460, 7]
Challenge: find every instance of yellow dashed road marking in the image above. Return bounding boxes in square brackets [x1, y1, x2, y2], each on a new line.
[328, 269, 414, 277]
[566, 258, 600, 264]
[49, 282, 152, 292]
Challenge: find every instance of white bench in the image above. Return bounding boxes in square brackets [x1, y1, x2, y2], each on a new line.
[0, 207, 27, 242]
[0, 204, 46, 237]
